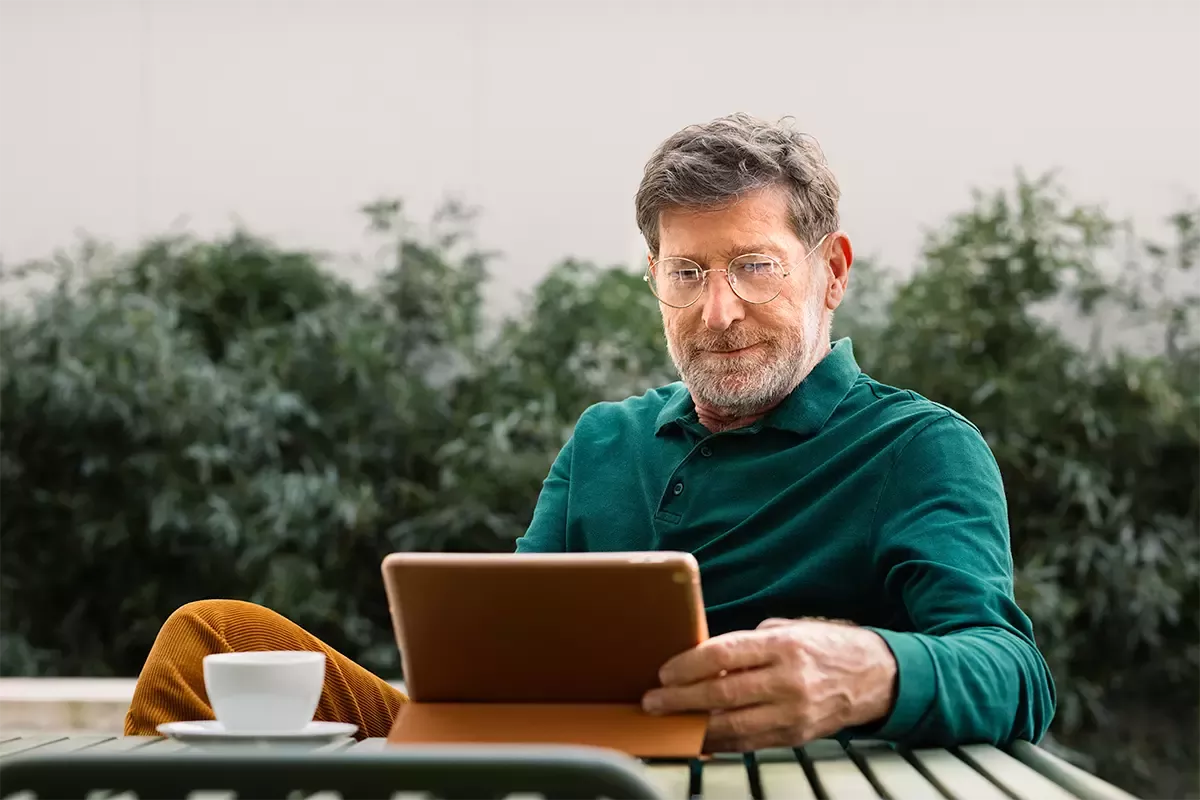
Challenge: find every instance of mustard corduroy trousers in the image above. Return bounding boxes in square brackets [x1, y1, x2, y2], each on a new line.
[123, 599, 407, 740]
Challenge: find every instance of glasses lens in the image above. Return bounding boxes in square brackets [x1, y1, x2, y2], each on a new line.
[648, 258, 705, 307]
[728, 255, 785, 303]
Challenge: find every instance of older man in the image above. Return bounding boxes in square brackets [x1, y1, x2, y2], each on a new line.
[126, 113, 1056, 751]
[514, 112, 1056, 752]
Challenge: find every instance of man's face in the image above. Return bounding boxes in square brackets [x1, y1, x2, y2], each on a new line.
[653, 187, 849, 416]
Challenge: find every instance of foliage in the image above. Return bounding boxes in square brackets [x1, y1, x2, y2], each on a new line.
[1, 176, 1196, 797]
[835, 174, 1199, 796]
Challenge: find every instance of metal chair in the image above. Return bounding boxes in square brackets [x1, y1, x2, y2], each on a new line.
[0, 743, 665, 800]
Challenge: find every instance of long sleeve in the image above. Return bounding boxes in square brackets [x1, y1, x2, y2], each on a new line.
[513, 436, 573, 553]
[860, 413, 1056, 746]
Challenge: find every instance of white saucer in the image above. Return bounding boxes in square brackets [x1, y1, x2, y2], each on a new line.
[157, 720, 358, 746]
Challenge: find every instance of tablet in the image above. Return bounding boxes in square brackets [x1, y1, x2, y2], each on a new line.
[381, 551, 708, 704]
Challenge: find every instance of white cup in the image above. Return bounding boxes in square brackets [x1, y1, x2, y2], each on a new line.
[203, 651, 326, 732]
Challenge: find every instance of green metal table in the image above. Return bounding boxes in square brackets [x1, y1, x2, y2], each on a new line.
[0, 732, 1138, 799]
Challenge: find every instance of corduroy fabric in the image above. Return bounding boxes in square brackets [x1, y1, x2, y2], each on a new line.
[123, 599, 407, 739]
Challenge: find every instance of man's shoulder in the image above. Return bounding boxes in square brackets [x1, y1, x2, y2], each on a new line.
[855, 377, 1008, 523]
[852, 372, 987, 448]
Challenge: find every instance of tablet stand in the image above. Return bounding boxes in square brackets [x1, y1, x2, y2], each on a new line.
[386, 702, 708, 758]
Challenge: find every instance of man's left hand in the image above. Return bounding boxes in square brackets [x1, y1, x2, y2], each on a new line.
[641, 617, 898, 753]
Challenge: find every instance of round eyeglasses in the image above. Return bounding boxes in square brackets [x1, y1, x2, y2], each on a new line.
[644, 233, 829, 308]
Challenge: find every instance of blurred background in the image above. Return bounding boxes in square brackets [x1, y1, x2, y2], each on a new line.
[1, 0, 1197, 796]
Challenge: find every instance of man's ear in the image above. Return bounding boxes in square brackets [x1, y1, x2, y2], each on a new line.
[825, 232, 853, 311]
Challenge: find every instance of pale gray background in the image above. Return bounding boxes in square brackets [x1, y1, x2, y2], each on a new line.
[2, 0, 1198, 311]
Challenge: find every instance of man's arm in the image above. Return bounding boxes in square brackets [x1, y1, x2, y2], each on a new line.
[860, 413, 1057, 747]
[513, 436, 573, 553]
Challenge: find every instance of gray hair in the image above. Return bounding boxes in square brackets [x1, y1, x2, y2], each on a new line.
[635, 113, 840, 256]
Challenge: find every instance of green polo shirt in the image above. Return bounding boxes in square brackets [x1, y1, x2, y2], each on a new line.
[515, 338, 1056, 747]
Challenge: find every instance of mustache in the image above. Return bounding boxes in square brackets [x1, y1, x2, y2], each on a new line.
[684, 330, 769, 354]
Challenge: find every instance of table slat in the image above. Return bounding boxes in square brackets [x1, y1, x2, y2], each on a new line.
[758, 757, 817, 800]
[849, 744, 944, 800]
[701, 760, 754, 799]
[801, 741, 881, 799]
[0, 736, 68, 758]
[133, 737, 190, 753]
[1009, 742, 1138, 800]
[10, 735, 114, 756]
[908, 747, 1012, 800]
[958, 744, 1082, 800]
[85, 736, 166, 753]
[644, 764, 692, 799]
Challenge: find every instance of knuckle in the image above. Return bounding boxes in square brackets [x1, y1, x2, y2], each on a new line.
[712, 679, 739, 706]
[725, 712, 756, 738]
[795, 708, 818, 734]
[715, 635, 746, 662]
[768, 671, 801, 702]
[780, 641, 810, 669]
[765, 627, 798, 652]
[789, 666, 815, 694]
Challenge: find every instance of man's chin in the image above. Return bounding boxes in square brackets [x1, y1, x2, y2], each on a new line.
[682, 357, 802, 409]
[687, 373, 771, 407]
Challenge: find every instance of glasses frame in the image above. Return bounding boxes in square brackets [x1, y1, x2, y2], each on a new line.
[643, 233, 830, 309]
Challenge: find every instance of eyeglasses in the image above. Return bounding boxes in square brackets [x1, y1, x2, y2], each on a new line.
[644, 233, 830, 309]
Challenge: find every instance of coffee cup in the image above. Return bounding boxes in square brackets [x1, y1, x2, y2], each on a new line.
[203, 651, 326, 732]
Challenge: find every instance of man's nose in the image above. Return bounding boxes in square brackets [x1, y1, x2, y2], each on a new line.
[701, 273, 746, 332]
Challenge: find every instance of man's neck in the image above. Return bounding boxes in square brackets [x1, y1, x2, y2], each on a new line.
[694, 403, 777, 434]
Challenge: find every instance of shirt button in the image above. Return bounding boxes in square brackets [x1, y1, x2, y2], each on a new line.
[700, 445, 713, 457]
[673, 481, 685, 495]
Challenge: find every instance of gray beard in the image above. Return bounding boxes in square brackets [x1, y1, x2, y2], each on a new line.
[667, 336, 813, 419]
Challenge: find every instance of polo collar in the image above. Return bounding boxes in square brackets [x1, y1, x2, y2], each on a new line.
[654, 338, 861, 437]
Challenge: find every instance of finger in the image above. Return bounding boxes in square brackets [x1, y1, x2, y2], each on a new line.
[757, 618, 795, 630]
[710, 713, 845, 755]
[706, 724, 805, 754]
[644, 665, 778, 714]
[659, 629, 778, 686]
[703, 704, 797, 752]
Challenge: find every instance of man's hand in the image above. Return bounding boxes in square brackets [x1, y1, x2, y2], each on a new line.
[641, 617, 898, 753]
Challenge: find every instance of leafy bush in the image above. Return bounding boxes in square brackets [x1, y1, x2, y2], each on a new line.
[1, 177, 1195, 797]
[837, 176, 1198, 796]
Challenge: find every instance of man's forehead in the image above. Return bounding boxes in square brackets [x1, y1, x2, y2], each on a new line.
[658, 217, 795, 261]
[656, 188, 796, 258]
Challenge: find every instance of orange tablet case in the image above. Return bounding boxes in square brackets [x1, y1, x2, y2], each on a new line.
[380, 552, 710, 757]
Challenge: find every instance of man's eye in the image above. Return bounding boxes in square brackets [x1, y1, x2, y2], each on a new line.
[671, 269, 703, 283]
[741, 261, 775, 275]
